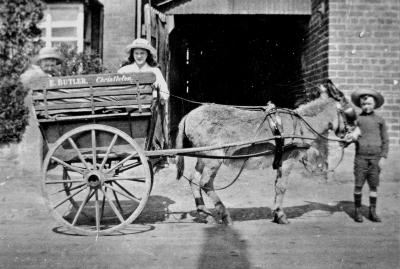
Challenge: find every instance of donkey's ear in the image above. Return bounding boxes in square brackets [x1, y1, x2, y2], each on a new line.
[318, 84, 328, 97]
[326, 79, 344, 101]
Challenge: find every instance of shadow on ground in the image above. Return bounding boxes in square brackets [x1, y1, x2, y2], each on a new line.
[52, 224, 155, 237]
[51, 195, 369, 235]
[197, 226, 251, 269]
[164, 200, 359, 223]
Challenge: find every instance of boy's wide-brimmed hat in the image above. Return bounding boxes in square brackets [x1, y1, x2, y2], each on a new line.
[35, 47, 63, 64]
[351, 89, 384, 108]
[125, 38, 156, 56]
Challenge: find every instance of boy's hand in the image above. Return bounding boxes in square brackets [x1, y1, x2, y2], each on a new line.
[379, 158, 386, 169]
[352, 126, 361, 140]
[341, 126, 362, 147]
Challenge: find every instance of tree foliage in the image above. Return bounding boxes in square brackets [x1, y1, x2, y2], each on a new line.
[59, 43, 106, 76]
[0, 0, 44, 142]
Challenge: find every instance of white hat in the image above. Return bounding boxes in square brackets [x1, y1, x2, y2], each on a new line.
[125, 38, 156, 56]
[35, 47, 63, 64]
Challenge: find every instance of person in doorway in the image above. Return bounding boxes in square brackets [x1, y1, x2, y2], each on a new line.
[349, 89, 388, 223]
[118, 38, 170, 152]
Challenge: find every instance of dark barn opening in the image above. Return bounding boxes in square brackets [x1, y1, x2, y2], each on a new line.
[169, 15, 309, 139]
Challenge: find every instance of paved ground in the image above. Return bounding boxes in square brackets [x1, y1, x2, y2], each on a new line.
[0, 145, 399, 269]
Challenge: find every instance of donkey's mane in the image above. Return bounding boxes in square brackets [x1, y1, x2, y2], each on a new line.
[295, 94, 334, 117]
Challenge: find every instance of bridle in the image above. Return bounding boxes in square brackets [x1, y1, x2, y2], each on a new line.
[333, 95, 357, 139]
[335, 107, 349, 138]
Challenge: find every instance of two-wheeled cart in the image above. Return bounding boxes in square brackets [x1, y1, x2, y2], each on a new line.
[32, 72, 322, 235]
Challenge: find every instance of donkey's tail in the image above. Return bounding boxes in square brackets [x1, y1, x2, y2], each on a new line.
[175, 115, 187, 180]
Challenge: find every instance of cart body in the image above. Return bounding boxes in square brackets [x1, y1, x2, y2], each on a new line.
[32, 72, 162, 235]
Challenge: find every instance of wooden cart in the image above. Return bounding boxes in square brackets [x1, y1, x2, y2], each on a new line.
[32, 72, 167, 235]
[32, 72, 321, 235]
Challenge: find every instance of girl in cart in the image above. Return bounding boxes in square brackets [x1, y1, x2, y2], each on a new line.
[118, 38, 170, 157]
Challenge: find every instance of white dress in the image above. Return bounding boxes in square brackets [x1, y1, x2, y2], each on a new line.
[118, 62, 169, 101]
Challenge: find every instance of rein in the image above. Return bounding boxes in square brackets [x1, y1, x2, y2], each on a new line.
[277, 108, 348, 175]
[300, 145, 345, 176]
[182, 105, 277, 191]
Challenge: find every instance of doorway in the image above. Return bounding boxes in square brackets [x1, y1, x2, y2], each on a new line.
[168, 15, 309, 138]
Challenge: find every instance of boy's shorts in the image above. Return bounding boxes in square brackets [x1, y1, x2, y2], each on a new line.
[354, 157, 380, 188]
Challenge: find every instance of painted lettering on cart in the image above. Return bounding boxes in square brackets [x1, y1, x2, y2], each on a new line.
[43, 73, 155, 89]
[49, 77, 89, 87]
[95, 75, 133, 83]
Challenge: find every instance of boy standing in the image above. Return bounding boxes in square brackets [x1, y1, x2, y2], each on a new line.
[350, 89, 389, 223]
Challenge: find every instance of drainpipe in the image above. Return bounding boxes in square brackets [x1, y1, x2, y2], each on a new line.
[137, 0, 142, 38]
[146, 0, 151, 42]
[145, 4, 151, 42]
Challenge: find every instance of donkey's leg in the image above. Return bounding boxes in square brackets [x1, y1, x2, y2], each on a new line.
[272, 159, 296, 224]
[189, 164, 213, 221]
[201, 159, 233, 225]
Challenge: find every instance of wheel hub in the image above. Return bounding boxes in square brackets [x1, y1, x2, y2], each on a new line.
[85, 171, 105, 189]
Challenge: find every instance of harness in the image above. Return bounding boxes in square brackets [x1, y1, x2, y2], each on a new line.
[178, 98, 352, 189]
[265, 107, 285, 170]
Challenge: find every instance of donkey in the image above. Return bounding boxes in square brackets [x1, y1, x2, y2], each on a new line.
[175, 81, 354, 225]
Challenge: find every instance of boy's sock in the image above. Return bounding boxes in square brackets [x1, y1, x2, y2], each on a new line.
[354, 193, 363, 222]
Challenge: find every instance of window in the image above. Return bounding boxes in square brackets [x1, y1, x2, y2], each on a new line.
[39, 4, 84, 52]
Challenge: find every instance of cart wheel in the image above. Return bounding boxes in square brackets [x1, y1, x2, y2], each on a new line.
[42, 124, 152, 235]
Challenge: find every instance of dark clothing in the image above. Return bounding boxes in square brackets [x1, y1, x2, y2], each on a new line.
[354, 157, 380, 188]
[353, 111, 388, 189]
[355, 112, 389, 158]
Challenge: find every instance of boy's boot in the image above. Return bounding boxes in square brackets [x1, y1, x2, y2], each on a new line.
[354, 193, 363, 222]
[369, 196, 381, 222]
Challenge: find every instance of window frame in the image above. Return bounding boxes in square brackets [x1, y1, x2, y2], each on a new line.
[39, 3, 84, 52]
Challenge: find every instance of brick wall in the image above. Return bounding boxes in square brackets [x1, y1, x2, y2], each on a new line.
[328, 0, 400, 145]
[101, 0, 137, 72]
[302, 0, 330, 98]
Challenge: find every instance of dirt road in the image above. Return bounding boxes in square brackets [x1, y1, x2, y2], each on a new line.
[0, 147, 399, 269]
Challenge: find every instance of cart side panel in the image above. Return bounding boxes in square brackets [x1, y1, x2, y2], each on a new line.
[33, 73, 161, 162]
[40, 115, 151, 150]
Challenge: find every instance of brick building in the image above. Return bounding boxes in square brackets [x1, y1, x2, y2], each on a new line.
[100, 0, 400, 145]
[40, 0, 399, 144]
[2, 0, 398, 175]
[303, 0, 400, 145]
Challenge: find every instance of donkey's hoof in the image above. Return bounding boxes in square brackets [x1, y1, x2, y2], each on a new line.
[205, 215, 218, 225]
[222, 214, 233, 226]
[273, 212, 290, 224]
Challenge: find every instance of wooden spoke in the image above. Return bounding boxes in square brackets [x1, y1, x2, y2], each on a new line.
[51, 183, 86, 196]
[68, 137, 90, 170]
[91, 129, 97, 170]
[72, 189, 92, 226]
[104, 184, 141, 204]
[100, 188, 106, 219]
[112, 181, 142, 202]
[53, 185, 87, 209]
[50, 156, 84, 174]
[45, 179, 84, 184]
[101, 187, 125, 223]
[106, 152, 139, 174]
[111, 186, 124, 215]
[95, 190, 100, 233]
[99, 134, 118, 171]
[104, 176, 146, 183]
[117, 161, 142, 173]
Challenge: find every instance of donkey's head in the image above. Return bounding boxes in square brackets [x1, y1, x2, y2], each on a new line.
[321, 79, 357, 139]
